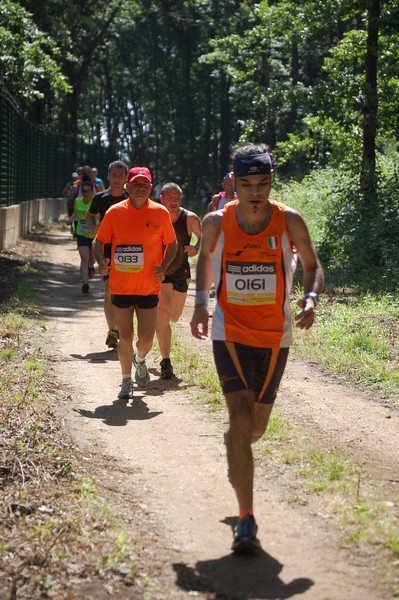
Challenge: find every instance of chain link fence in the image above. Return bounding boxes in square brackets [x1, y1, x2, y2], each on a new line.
[0, 90, 114, 206]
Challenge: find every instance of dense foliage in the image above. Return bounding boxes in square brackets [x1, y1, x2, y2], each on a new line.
[1, 0, 399, 288]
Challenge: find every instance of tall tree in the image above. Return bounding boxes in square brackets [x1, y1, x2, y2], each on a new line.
[360, 0, 380, 214]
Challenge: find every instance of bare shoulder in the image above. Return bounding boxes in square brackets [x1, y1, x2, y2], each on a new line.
[203, 209, 223, 227]
[201, 210, 222, 244]
[284, 205, 310, 233]
[186, 209, 201, 221]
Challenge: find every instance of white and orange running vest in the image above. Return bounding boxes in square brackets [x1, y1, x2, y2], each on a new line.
[211, 200, 295, 348]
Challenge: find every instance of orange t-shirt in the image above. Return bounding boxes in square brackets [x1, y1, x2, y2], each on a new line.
[211, 200, 295, 348]
[96, 198, 176, 295]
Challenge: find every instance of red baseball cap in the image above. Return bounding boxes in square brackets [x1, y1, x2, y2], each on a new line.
[127, 167, 152, 184]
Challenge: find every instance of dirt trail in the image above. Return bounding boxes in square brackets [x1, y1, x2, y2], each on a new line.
[37, 228, 398, 599]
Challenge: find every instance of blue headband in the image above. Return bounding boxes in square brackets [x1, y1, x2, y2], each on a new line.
[233, 153, 272, 177]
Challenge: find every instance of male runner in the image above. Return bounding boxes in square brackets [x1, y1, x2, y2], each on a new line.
[156, 182, 202, 378]
[86, 160, 129, 348]
[190, 142, 323, 552]
[93, 167, 177, 400]
[207, 171, 236, 212]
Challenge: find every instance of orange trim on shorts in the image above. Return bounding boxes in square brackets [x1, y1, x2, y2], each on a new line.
[226, 342, 248, 388]
[258, 347, 279, 400]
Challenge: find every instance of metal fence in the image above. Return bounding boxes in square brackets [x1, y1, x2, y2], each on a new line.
[0, 90, 114, 206]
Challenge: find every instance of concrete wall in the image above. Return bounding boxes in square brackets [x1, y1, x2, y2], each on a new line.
[0, 198, 67, 251]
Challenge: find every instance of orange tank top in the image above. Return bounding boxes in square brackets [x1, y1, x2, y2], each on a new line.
[210, 200, 295, 348]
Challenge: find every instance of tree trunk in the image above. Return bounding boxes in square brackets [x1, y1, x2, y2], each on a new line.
[360, 0, 380, 215]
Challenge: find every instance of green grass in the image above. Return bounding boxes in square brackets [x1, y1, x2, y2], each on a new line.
[275, 167, 399, 403]
[292, 291, 399, 402]
[169, 327, 225, 410]
[259, 418, 399, 590]
[265, 409, 293, 441]
[0, 259, 151, 597]
[298, 451, 356, 494]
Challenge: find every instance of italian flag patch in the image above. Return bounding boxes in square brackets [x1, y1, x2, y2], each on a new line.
[267, 236, 279, 249]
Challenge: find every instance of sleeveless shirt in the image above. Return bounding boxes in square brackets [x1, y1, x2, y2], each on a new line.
[165, 208, 191, 279]
[216, 191, 237, 210]
[210, 200, 295, 348]
[74, 196, 97, 238]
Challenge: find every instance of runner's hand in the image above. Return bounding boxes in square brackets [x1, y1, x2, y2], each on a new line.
[98, 258, 110, 275]
[155, 265, 165, 282]
[184, 244, 197, 257]
[190, 305, 209, 339]
[294, 297, 316, 330]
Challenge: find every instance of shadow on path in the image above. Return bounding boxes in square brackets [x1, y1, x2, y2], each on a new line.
[173, 516, 313, 599]
[70, 350, 119, 363]
[74, 396, 163, 426]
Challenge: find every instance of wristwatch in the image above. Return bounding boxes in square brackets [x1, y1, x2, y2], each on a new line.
[305, 292, 319, 306]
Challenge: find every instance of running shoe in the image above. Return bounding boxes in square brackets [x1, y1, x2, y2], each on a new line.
[81, 283, 90, 294]
[88, 265, 95, 279]
[118, 378, 133, 400]
[105, 329, 118, 349]
[133, 354, 150, 387]
[231, 515, 260, 553]
[160, 358, 174, 379]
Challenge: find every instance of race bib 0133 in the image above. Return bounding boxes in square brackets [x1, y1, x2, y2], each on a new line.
[114, 244, 144, 272]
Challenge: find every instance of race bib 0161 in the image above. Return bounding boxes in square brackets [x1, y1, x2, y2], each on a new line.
[225, 261, 276, 305]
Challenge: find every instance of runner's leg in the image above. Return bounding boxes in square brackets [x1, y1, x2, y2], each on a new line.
[156, 283, 173, 358]
[135, 306, 158, 359]
[252, 403, 274, 443]
[114, 306, 134, 375]
[78, 245, 90, 284]
[104, 279, 116, 330]
[225, 389, 255, 512]
[170, 289, 187, 323]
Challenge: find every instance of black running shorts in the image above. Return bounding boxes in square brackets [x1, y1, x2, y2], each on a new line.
[212, 341, 289, 404]
[162, 277, 189, 293]
[111, 294, 159, 309]
[76, 235, 94, 248]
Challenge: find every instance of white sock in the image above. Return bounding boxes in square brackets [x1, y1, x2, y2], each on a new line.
[135, 353, 145, 363]
[122, 373, 131, 380]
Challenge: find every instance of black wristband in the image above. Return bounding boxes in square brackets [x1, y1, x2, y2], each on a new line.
[305, 292, 319, 306]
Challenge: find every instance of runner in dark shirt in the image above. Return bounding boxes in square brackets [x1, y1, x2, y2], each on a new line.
[86, 160, 129, 349]
[156, 182, 202, 379]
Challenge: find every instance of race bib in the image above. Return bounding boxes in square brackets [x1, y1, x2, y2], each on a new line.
[79, 220, 90, 233]
[225, 261, 276, 305]
[114, 244, 144, 272]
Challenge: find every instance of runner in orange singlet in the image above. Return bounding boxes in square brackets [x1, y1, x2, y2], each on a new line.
[93, 167, 177, 401]
[190, 143, 324, 553]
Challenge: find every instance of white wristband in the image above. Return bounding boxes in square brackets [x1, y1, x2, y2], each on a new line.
[195, 291, 209, 306]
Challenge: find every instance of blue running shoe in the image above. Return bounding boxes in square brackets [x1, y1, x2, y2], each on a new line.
[133, 354, 150, 387]
[118, 377, 133, 400]
[232, 515, 260, 553]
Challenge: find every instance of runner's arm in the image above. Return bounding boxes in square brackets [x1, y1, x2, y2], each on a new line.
[207, 194, 219, 213]
[185, 212, 202, 257]
[285, 208, 324, 330]
[68, 184, 77, 206]
[190, 212, 221, 339]
[155, 239, 178, 282]
[92, 237, 110, 275]
[86, 209, 99, 235]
